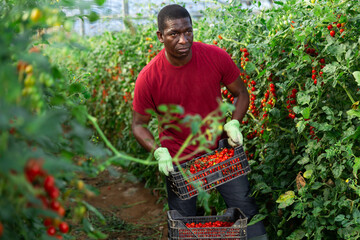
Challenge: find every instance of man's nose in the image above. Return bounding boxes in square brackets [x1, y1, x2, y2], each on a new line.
[178, 33, 188, 44]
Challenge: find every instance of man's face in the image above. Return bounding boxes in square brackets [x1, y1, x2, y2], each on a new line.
[157, 17, 193, 59]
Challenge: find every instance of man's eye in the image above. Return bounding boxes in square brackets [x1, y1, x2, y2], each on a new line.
[170, 32, 177, 36]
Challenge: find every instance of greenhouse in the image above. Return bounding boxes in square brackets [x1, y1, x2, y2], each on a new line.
[1, 0, 360, 239]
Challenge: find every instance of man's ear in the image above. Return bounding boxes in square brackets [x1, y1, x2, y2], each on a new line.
[157, 30, 164, 43]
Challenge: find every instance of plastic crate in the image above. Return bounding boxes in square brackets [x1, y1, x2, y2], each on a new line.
[168, 139, 250, 200]
[167, 207, 247, 240]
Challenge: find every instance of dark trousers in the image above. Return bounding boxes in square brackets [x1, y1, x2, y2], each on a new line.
[166, 175, 266, 239]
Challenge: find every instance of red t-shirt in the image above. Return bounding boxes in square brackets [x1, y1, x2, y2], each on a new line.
[133, 42, 240, 161]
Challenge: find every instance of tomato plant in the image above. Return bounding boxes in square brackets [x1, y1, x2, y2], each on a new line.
[43, 0, 360, 239]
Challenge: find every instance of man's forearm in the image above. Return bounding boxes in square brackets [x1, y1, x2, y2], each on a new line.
[132, 125, 158, 152]
[232, 91, 249, 122]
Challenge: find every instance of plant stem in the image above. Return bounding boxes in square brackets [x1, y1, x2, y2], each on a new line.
[87, 114, 157, 167]
[339, 81, 355, 104]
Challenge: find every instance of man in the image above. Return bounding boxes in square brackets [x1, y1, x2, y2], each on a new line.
[132, 4, 267, 240]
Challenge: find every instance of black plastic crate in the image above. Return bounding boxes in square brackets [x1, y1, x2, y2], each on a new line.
[167, 207, 247, 239]
[168, 139, 250, 200]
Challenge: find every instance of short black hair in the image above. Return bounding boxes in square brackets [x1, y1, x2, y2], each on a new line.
[157, 4, 192, 33]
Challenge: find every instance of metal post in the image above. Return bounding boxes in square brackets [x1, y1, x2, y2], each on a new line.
[123, 0, 129, 16]
[80, 8, 85, 36]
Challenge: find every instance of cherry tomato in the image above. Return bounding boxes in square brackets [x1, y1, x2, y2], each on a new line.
[47, 226, 56, 236]
[59, 222, 69, 233]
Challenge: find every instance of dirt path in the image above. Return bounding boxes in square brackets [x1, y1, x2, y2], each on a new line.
[74, 167, 168, 240]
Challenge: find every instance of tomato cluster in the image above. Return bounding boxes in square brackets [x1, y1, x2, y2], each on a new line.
[186, 220, 234, 228]
[221, 88, 235, 104]
[240, 48, 250, 69]
[327, 14, 346, 38]
[188, 148, 235, 174]
[307, 123, 320, 142]
[286, 88, 298, 120]
[25, 159, 69, 239]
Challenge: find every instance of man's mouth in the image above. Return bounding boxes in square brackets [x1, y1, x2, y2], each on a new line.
[177, 48, 190, 53]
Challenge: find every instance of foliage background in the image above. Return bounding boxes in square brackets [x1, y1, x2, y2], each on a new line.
[1, 0, 360, 239]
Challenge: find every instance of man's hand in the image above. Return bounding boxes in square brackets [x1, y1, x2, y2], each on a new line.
[224, 119, 243, 147]
[154, 147, 174, 176]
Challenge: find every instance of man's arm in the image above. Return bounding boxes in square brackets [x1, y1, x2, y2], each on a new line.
[132, 111, 158, 152]
[226, 75, 249, 121]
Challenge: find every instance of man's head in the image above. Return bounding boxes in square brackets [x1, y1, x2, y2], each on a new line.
[157, 4, 192, 34]
[157, 4, 193, 65]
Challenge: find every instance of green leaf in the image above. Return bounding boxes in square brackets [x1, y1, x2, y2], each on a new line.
[158, 105, 168, 113]
[274, 1, 284, 5]
[345, 49, 352, 60]
[248, 214, 266, 226]
[88, 11, 99, 22]
[297, 92, 311, 105]
[311, 182, 323, 190]
[323, 63, 337, 74]
[190, 115, 202, 134]
[317, 123, 333, 131]
[302, 107, 311, 119]
[82, 201, 106, 223]
[245, 62, 256, 74]
[302, 54, 311, 63]
[276, 191, 295, 208]
[353, 71, 360, 85]
[298, 157, 310, 165]
[332, 162, 345, 179]
[286, 229, 306, 240]
[303, 170, 313, 179]
[95, 0, 105, 6]
[354, 157, 360, 179]
[347, 109, 360, 118]
[71, 105, 88, 125]
[68, 83, 86, 95]
[296, 121, 306, 133]
[335, 214, 345, 222]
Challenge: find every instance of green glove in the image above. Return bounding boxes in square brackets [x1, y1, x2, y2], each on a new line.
[223, 119, 244, 147]
[154, 147, 174, 176]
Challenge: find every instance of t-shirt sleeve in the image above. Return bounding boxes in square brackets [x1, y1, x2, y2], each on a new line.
[215, 47, 240, 86]
[132, 72, 155, 116]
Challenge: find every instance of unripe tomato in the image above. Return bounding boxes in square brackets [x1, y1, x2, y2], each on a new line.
[24, 75, 35, 87]
[77, 180, 84, 190]
[25, 65, 33, 74]
[30, 8, 42, 22]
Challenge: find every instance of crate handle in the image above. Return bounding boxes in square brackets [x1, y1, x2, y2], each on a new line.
[206, 170, 223, 183]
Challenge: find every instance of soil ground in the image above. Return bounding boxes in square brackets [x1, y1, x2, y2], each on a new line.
[72, 167, 168, 240]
